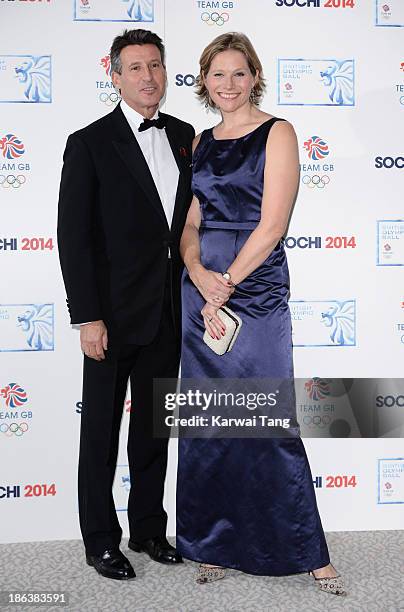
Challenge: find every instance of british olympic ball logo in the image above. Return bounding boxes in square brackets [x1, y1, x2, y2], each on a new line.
[377, 220, 404, 266]
[290, 300, 356, 346]
[74, 0, 154, 22]
[0, 55, 51, 103]
[0, 134, 31, 189]
[278, 58, 355, 106]
[0, 304, 54, 352]
[376, 0, 404, 26]
[378, 458, 404, 504]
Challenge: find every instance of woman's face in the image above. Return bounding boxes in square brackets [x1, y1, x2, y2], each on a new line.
[204, 49, 257, 113]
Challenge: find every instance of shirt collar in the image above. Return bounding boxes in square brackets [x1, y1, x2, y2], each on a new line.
[120, 99, 159, 130]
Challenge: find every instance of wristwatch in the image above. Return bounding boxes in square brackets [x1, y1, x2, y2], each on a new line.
[222, 271, 234, 285]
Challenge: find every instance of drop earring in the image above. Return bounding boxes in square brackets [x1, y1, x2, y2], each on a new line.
[205, 93, 213, 110]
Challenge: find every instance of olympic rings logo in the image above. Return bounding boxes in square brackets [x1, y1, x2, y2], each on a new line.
[301, 174, 330, 189]
[99, 92, 121, 107]
[301, 415, 331, 427]
[0, 174, 26, 189]
[0, 422, 29, 436]
[201, 12, 230, 26]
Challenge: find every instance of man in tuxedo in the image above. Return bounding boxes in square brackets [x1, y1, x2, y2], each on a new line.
[57, 29, 194, 580]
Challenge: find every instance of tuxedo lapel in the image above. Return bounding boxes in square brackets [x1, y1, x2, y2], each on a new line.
[163, 115, 192, 232]
[111, 105, 169, 230]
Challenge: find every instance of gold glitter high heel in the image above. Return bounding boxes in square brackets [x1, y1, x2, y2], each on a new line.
[308, 569, 346, 596]
[196, 564, 227, 584]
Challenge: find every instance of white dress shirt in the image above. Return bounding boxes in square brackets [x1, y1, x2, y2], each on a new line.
[120, 99, 179, 229]
[78, 100, 179, 327]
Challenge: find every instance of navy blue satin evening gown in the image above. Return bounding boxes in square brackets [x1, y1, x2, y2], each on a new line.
[176, 118, 330, 575]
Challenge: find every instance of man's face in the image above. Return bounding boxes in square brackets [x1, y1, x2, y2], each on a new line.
[112, 44, 166, 117]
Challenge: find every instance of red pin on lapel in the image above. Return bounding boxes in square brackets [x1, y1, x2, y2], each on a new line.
[179, 146, 188, 158]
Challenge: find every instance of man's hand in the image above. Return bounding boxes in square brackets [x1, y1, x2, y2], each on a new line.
[80, 320, 108, 361]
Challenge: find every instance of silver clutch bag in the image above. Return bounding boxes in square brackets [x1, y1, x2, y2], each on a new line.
[203, 306, 243, 356]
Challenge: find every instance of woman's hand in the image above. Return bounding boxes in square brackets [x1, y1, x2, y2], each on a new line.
[201, 303, 226, 339]
[190, 263, 234, 307]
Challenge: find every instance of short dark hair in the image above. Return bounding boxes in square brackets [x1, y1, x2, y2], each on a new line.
[110, 29, 165, 74]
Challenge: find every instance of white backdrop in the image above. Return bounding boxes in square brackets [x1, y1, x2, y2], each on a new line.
[1, 0, 403, 544]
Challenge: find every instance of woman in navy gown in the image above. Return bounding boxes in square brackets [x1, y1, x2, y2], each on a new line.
[177, 32, 345, 596]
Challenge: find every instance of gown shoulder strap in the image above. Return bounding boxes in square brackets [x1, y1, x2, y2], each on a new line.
[192, 128, 212, 163]
[265, 117, 286, 133]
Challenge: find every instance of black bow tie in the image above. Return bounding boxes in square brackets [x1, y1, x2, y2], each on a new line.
[138, 114, 166, 132]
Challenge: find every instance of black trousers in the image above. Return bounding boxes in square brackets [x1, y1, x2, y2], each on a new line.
[78, 269, 180, 555]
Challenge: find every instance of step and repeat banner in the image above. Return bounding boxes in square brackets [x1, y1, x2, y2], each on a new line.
[1, 0, 403, 544]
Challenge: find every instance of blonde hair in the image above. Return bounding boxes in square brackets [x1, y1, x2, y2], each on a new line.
[196, 32, 266, 108]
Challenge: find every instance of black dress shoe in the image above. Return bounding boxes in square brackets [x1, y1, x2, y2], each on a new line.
[86, 549, 136, 580]
[128, 536, 183, 565]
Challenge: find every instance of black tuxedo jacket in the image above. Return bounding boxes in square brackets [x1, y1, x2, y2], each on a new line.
[57, 104, 194, 345]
